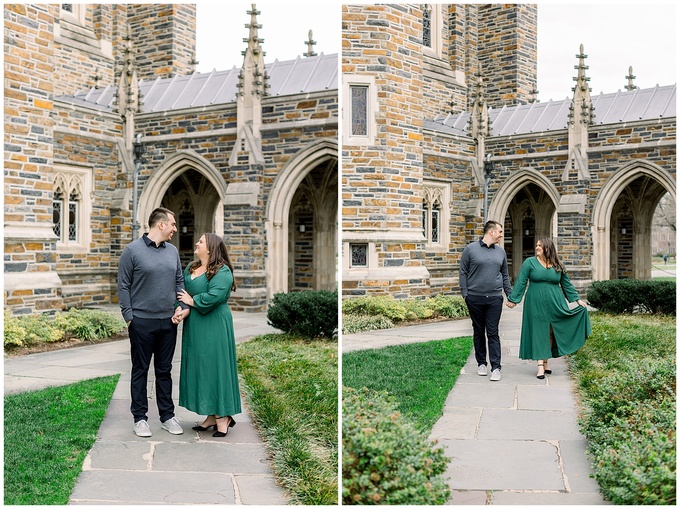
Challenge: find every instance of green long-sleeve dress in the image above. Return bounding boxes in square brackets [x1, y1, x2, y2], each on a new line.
[179, 265, 242, 417]
[508, 257, 591, 360]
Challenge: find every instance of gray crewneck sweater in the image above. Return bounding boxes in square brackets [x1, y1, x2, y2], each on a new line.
[459, 239, 513, 298]
[117, 234, 186, 323]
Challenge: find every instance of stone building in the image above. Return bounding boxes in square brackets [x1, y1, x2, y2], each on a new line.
[341, 4, 676, 298]
[4, 4, 338, 315]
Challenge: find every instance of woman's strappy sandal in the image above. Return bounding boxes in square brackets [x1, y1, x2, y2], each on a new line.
[536, 361, 545, 379]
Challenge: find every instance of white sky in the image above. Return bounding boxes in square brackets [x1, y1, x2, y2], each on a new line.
[195, 3, 341, 73]
[196, 2, 677, 102]
[537, 3, 677, 102]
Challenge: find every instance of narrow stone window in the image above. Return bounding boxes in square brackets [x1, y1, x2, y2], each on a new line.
[61, 4, 73, 13]
[350, 243, 368, 267]
[350, 85, 368, 136]
[53, 189, 63, 240]
[422, 4, 432, 48]
[423, 181, 450, 248]
[68, 190, 80, 242]
[431, 201, 440, 243]
[51, 166, 92, 251]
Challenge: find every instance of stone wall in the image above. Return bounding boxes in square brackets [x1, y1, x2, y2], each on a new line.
[4, 4, 61, 314]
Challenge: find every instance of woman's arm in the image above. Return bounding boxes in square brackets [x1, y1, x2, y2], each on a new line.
[177, 267, 231, 315]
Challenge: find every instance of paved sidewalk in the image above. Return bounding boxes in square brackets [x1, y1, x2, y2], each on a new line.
[4, 308, 288, 505]
[342, 302, 608, 505]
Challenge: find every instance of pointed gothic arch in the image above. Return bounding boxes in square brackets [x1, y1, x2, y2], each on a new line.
[266, 139, 338, 298]
[138, 150, 227, 235]
[488, 168, 560, 279]
[592, 160, 676, 280]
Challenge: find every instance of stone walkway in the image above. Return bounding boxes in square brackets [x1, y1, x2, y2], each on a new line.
[342, 302, 609, 505]
[4, 308, 289, 505]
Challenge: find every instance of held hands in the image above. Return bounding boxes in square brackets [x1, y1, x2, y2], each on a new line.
[506, 301, 516, 308]
[171, 305, 190, 324]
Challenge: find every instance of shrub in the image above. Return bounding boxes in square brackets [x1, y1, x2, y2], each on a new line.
[53, 308, 126, 341]
[342, 295, 412, 322]
[267, 290, 338, 339]
[342, 387, 450, 505]
[342, 294, 468, 323]
[3, 313, 63, 348]
[341, 314, 394, 335]
[4, 308, 126, 350]
[587, 279, 675, 315]
[576, 358, 676, 504]
[3, 311, 28, 348]
[429, 294, 468, 318]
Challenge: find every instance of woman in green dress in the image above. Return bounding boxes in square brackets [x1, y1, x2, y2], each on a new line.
[506, 238, 591, 379]
[176, 232, 241, 437]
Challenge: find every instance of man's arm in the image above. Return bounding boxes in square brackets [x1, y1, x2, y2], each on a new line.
[459, 246, 470, 298]
[174, 254, 190, 312]
[501, 253, 512, 297]
[117, 249, 134, 324]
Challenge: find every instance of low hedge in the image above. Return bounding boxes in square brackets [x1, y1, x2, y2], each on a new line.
[587, 279, 675, 315]
[576, 357, 676, 504]
[342, 386, 450, 505]
[342, 294, 468, 323]
[267, 290, 338, 339]
[4, 308, 126, 349]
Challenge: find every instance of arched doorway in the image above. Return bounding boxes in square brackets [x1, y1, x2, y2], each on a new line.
[593, 161, 676, 280]
[267, 139, 338, 297]
[138, 151, 226, 266]
[488, 169, 559, 281]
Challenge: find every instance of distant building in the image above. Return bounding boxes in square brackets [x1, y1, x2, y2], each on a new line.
[651, 194, 676, 257]
[342, 4, 676, 298]
[4, 4, 338, 315]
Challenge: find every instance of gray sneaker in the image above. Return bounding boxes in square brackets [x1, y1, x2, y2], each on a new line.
[161, 416, 184, 435]
[134, 419, 152, 437]
[490, 369, 502, 381]
[477, 364, 488, 376]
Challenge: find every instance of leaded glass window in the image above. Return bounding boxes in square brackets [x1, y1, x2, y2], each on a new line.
[350, 243, 368, 267]
[350, 85, 368, 136]
[431, 202, 440, 243]
[53, 190, 63, 239]
[422, 5, 432, 48]
[68, 190, 79, 241]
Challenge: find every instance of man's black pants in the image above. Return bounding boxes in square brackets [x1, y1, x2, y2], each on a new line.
[465, 295, 504, 371]
[128, 317, 177, 423]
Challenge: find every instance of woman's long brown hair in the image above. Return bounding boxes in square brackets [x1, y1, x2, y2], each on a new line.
[188, 233, 237, 291]
[537, 237, 565, 273]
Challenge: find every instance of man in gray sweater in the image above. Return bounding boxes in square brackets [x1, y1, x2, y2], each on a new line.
[459, 220, 513, 381]
[118, 207, 189, 437]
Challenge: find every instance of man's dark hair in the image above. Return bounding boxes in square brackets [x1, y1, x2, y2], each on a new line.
[148, 207, 175, 228]
[483, 220, 502, 235]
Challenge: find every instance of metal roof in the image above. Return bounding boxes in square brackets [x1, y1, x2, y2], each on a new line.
[55, 52, 338, 113]
[429, 84, 676, 136]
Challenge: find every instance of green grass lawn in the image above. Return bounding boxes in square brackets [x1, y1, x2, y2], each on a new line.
[569, 313, 676, 504]
[236, 334, 338, 505]
[342, 337, 473, 430]
[4, 375, 120, 505]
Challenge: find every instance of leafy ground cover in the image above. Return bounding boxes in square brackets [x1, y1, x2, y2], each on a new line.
[569, 313, 676, 504]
